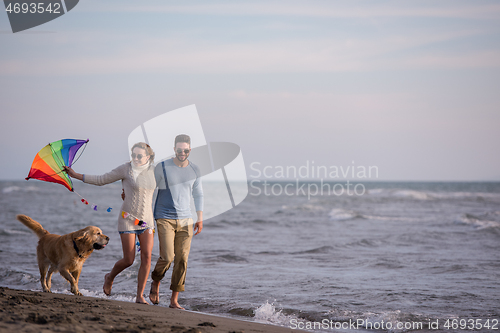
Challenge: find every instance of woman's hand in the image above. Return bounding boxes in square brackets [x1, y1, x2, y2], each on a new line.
[63, 166, 83, 181]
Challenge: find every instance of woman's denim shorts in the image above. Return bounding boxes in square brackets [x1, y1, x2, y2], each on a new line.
[119, 228, 150, 235]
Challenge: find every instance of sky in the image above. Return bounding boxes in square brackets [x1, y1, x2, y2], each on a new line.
[1, 0, 500, 181]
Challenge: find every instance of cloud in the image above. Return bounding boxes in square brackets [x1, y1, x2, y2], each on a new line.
[1, 27, 498, 76]
[89, 1, 500, 20]
[2, 1, 499, 76]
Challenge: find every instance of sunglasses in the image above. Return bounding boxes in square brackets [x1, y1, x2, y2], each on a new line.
[176, 149, 190, 154]
[131, 153, 147, 159]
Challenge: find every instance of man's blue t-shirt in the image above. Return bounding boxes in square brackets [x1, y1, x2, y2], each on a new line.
[153, 159, 203, 219]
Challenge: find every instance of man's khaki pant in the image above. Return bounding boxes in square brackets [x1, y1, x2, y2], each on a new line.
[151, 218, 193, 292]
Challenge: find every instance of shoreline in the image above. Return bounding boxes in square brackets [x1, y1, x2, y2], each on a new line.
[0, 287, 303, 333]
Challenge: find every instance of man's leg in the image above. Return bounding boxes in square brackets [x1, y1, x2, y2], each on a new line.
[150, 219, 175, 304]
[169, 219, 193, 309]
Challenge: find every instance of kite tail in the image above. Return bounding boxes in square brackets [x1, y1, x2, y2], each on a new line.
[16, 214, 49, 238]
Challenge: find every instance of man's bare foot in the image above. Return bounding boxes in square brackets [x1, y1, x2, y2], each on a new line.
[136, 296, 149, 304]
[103, 273, 113, 296]
[169, 302, 185, 310]
[149, 281, 160, 305]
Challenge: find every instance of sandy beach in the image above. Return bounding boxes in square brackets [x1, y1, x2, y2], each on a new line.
[0, 287, 302, 333]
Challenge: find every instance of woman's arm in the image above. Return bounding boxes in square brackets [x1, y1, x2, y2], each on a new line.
[64, 164, 127, 186]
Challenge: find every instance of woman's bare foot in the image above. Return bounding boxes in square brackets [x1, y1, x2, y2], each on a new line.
[136, 296, 149, 304]
[149, 281, 160, 305]
[103, 273, 113, 296]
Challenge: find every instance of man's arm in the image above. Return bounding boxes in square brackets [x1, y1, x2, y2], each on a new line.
[194, 211, 203, 235]
[154, 163, 164, 188]
[192, 167, 203, 235]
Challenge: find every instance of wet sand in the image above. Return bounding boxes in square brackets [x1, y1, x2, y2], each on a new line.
[0, 287, 302, 333]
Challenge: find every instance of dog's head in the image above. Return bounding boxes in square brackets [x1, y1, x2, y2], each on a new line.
[74, 226, 109, 251]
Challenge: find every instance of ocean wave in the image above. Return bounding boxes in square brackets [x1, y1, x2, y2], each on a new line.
[228, 306, 255, 317]
[370, 259, 406, 270]
[253, 301, 298, 327]
[251, 219, 276, 224]
[367, 189, 430, 200]
[0, 270, 40, 289]
[362, 310, 430, 333]
[0, 228, 32, 236]
[1, 186, 40, 194]
[292, 246, 334, 255]
[324, 308, 436, 333]
[282, 306, 436, 333]
[344, 238, 384, 248]
[431, 192, 500, 202]
[328, 208, 415, 222]
[298, 203, 326, 212]
[205, 254, 248, 263]
[328, 208, 362, 221]
[255, 250, 285, 256]
[455, 213, 500, 230]
[367, 188, 500, 202]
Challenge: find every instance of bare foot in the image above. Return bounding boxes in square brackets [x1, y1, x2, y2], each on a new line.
[136, 296, 149, 304]
[103, 273, 113, 296]
[169, 302, 185, 310]
[149, 281, 160, 305]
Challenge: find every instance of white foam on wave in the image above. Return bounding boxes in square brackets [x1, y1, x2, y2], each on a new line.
[97, 291, 135, 303]
[433, 191, 500, 201]
[363, 214, 421, 222]
[392, 190, 430, 200]
[298, 203, 325, 212]
[53, 288, 137, 303]
[253, 301, 296, 327]
[20, 273, 38, 284]
[328, 208, 420, 222]
[456, 213, 500, 230]
[367, 188, 430, 200]
[368, 188, 500, 202]
[1, 228, 31, 235]
[2, 186, 40, 194]
[363, 310, 427, 333]
[328, 208, 360, 221]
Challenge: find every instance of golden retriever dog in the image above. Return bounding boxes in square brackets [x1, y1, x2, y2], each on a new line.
[16, 214, 109, 296]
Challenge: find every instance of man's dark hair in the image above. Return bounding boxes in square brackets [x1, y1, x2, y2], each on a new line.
[174, 134, 191, 147]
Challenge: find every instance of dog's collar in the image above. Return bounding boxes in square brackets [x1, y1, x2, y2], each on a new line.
[73, 240, 83, 258]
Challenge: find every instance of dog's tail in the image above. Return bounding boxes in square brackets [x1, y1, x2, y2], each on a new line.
[16, 214, 49, 239]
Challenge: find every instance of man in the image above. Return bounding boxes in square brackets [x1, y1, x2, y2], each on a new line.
[149, 134, 203, 309]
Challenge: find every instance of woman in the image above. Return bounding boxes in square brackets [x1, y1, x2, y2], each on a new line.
[64, 142, 156, 304]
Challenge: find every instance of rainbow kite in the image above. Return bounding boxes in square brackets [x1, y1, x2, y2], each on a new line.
[26, 139, 89, 191]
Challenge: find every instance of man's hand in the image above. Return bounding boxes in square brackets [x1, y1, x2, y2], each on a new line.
[194, 221, 203, 235]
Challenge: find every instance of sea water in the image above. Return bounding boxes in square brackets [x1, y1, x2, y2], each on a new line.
[0, 180, 499, 332]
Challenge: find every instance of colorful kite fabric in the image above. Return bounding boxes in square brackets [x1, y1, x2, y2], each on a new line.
[26, 139, 88, 191]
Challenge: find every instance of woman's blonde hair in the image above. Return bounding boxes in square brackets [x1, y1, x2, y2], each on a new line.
[131, 142, 155, 164]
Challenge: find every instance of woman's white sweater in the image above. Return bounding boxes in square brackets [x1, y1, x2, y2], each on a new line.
[84, 162, 155, 232]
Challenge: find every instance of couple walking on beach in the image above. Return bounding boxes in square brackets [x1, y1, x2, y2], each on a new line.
[64, 134, 203, 308]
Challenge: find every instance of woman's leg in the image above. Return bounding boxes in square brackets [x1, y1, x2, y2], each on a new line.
[136, 229, 154, 303]
[103, 233, 136, 295]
